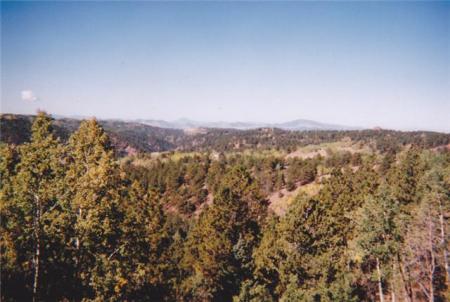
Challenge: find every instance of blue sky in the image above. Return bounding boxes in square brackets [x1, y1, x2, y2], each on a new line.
[1, 2, 449, 131]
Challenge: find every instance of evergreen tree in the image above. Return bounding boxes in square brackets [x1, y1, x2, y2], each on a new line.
[114, 180, 170, 300]
[401, 157, 449, 301]
[354, 185, 401, 302]
[0, 144, 22, 300]
[63, 119, 123, 300]
[182, 165, 266, 301]
[4, 112, 65, 301]
[391, 147, 424, 207]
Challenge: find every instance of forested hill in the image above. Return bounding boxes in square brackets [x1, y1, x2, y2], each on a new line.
[1, 113, 450, 155]
[0, 114, 184, 154]
[2, 112, 450, 301]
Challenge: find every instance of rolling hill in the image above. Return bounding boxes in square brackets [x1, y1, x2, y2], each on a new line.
[1, 113, 449, 156]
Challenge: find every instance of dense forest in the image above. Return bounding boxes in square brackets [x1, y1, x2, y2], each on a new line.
[1, 112, 449, 301]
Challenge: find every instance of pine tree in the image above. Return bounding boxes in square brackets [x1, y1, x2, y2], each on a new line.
[354, 185, 401, 302]
[401, 157, 449, 301]
[114, 180, 169, 300]
[8, 112, 65, 301]
[182, 165, 266, 301]
[0, 144, 22, 300]
[391, 147, 424, 207]
[254, 168, 370, 301]
[63, 119, 123, 300]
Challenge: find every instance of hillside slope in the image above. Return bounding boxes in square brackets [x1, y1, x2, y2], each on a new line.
[1, 114, 449, 155]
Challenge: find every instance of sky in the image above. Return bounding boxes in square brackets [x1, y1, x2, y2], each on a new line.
[1, 2, 449, 132]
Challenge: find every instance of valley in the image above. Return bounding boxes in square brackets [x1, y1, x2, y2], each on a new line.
[2, 112, 449, 301]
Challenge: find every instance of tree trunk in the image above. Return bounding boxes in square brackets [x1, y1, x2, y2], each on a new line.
[376, 257, 385, 302]
[397, 253, 413, 302]
[75, 207, 82, 284]
[391, 262, 396, 302]
[397, 254, 412, 302]
[32, 194, 41, 302]
[428, 215, 435, 302]
[438, 199, 449, 284]
[75, 207, 82, 258]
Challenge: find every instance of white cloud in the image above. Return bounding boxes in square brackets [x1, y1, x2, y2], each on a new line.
[21, 90, 38, 102]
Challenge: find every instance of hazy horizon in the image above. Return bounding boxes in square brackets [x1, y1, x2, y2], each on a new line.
[2, 2, 449, 132]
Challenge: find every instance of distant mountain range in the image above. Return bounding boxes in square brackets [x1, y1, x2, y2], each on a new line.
[1, 113, 361, 155]
[2, 113, 449, 157]
[133, 118, 359, 131]
[50, 114, 357, 131]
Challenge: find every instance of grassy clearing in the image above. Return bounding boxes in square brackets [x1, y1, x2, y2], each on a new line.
[121, 151, 205, 168]
[225, 148, 287, 159]
[268, 181, 322, 215]
[286, 139, 373, 159]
